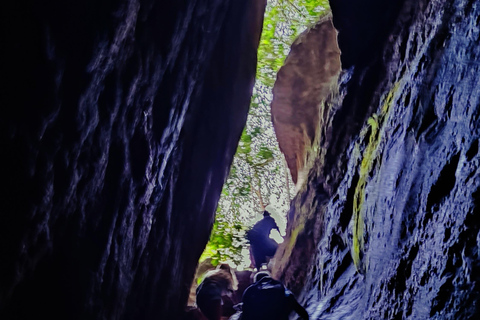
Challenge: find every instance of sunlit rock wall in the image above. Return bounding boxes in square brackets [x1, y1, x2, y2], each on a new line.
[0, 0, 264, 319]
[271, 15, 341, 188]
[275, 0, 480, 318]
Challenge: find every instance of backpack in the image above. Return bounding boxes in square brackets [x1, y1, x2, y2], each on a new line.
[241, 277, 291, 320]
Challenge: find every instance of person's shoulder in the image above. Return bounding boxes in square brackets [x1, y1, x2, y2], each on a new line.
[264, 216, 276, 222]
[256, 276, 284, 289]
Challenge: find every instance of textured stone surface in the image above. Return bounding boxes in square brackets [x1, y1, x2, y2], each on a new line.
[276, 0, 480, 319]
[271, 15, 341, 187]
[0, 0, 264, 319]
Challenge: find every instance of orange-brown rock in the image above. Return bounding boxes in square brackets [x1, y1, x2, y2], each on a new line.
[271, 14, 341, 188]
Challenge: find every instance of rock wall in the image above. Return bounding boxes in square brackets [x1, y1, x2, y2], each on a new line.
[271, 14, 341, 188]
[0, 0, 265, 319]
[275, 0, 480, 319]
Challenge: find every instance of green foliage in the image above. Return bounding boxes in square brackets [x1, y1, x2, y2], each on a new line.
[201, 0, 330, 268]
[256, 0, 330, 88]
[200, 207, 247, 267]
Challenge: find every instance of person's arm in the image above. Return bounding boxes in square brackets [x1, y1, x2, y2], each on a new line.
[269, 216, 280, 232]
[292, 298, 309, 319]
[287, 294, 309, 320]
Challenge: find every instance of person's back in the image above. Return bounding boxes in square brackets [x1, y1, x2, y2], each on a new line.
[242, 276, 289, 320]
[241, 272, 309, 320]
[249, 215, 277, 240]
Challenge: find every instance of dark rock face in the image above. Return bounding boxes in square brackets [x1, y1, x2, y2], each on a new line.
[276, 0, 480, 319]
[0, 0, 264, 319]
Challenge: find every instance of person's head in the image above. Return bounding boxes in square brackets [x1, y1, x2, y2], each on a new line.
[253, 270, 271, 282]
[217, 263, 238, 291]
[263, 210, 270, 217]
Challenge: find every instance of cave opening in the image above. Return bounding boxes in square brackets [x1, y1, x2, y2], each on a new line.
[190, 0, 337, 317]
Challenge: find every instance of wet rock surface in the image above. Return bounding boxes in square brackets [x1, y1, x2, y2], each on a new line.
[276, 0, 480, 319]
[0, 0, 264, 319]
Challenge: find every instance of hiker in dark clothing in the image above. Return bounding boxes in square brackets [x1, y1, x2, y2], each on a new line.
[240, 271, 309, 320]
[196, 264, 238, 320]
[246, 211, 280, 269]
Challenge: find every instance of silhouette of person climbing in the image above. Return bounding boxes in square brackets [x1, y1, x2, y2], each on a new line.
[238, 271, 309, 320]
[246, 210, 280, 269]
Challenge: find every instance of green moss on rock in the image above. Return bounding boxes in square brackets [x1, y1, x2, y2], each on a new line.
[351, 82, 399, 273]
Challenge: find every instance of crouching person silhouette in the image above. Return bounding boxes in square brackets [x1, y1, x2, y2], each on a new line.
[240, 271, 309, 320]
[196, 263, 238, 320]
[246, 210, 280, 269]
